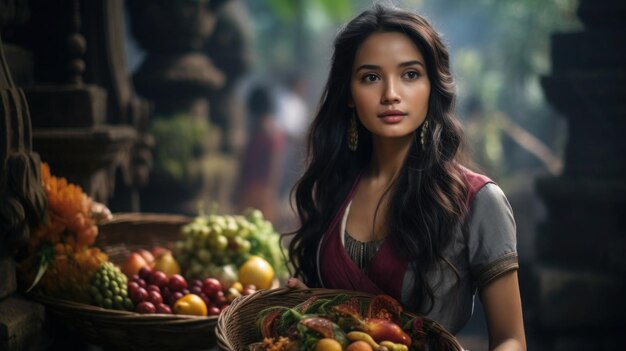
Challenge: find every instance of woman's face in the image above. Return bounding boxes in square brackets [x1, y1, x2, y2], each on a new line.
[350, 31, 430, 142]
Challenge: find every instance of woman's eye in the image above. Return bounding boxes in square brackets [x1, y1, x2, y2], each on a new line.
[403, 71, 420, 80]
[362, 74, 379, 82]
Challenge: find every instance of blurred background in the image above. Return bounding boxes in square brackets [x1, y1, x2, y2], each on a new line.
[1, 0, 624, 350]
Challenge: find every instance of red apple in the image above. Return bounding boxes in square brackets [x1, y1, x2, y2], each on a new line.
[168, 292, 184, 307]
[207, 306, 221, 316]
[161, 287, 171, 301]
[151, 246, 170, 258]
[127, 281, 140, 293]
[147, 290, 163, 305]
[213, 290, 226, 306]
[198, 293, 210, 306]
[150, 271, 169, 287]
[138, 266, 152, 281]
[155, 303, 172, 314]
[122, 253, 148, 278]
[202, 278, 222, 297]
[137, 248, 155, 268]
[136, 301, 156, 314]
[130, 287, 148, 303]
[168, 274, 188, 292]
[147, 284, 160, 293]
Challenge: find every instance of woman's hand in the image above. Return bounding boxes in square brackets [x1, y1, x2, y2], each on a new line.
[286, 277, 309, 289]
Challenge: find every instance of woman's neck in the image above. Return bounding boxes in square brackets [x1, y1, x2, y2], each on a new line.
[368, 136, 412, 183]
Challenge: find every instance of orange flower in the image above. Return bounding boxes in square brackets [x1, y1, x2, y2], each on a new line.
[17, 163, 108, 300]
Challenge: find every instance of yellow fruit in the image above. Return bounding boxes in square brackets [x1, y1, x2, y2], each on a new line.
[316, 338, 343, 351]
[231, 282, 243, 293]
[153, 251, 180, 277]
[346, 341, 373, 351]
[238, 256, 275, 290]
[173, 294, 207, 316]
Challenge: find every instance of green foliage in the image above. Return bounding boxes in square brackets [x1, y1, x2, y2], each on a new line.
[149, 114, 211, 183]
[316, 0, 353, 21]
[265, 0, 353, 22]
[267, 0, 298, 21]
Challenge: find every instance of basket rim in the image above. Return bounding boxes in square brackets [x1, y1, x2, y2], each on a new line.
[99, 212, 193, 226]
[216, 287, 464, 351]
[30, 292, 218, 322]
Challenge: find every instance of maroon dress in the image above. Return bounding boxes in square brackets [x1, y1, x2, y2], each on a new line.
[317, 168, 518, 333]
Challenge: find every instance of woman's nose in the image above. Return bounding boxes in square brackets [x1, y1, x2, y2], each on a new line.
[381, 80, 401, 105]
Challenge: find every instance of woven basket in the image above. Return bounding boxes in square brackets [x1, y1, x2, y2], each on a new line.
[216, 287, 463, 351]
[30, 213, 220, 351]
[96, 212, 192, 266]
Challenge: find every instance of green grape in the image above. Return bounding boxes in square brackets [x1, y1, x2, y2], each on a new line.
[197, 249, 211, 263]
[103, 298, 113, 309]
[90, 262, 132, 311]
[209, 224, 223, 237]
[124, 298, 133, 310]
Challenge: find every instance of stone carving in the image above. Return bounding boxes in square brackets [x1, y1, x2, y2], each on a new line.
[128, 0, 228, 114]
[0, 0, 47, 287]
[0, 3, 46, 349]
[128, 0, 253, 214]
[5, 0, 151, 211]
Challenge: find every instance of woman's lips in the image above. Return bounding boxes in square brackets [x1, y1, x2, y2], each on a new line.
[378, 110, 407, 123]
[380, 115, 404, 123]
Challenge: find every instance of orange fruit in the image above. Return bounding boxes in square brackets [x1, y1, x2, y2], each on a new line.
[173, 294, 207, 316]
[315, 338, 343, 351]
[238, 256, 275, 290]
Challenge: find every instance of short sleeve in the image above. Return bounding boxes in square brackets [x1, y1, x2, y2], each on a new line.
[466, 183, 518, 289]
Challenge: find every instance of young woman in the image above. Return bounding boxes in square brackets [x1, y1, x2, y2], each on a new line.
[285, 4, 526, 351]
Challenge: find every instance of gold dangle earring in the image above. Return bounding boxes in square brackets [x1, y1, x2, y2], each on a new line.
[420, 120, 429, 150]
[348, 110, 358, 152]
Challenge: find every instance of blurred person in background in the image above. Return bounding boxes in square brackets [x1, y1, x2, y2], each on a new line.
[234, 84, 286, 222]
[285, 4, 525, 350]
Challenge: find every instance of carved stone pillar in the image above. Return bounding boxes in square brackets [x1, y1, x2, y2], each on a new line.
[205, 0, 253, 155]
[128, 0, 227, 117]
[0, 2, 46, 349]
[7, 0, 144, 209]
[533, 0, 626, 349]
[127, 0, 235, 214]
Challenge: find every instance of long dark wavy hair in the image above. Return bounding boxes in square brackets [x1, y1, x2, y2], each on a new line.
[286, 4, 469, 313]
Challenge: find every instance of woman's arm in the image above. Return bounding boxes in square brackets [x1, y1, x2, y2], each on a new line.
[480, 270, 526, 351]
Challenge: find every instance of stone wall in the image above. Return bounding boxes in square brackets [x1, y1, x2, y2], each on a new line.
[532, 0, 626, 349]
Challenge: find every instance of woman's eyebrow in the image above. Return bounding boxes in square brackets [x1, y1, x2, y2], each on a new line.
[354, 64, 380, 72]
[354, 60, 425, 73]
[398, 60, 425, 68]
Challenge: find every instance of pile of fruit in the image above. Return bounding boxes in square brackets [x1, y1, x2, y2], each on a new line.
[249, 295, 439, 351]
[18, 163, 287, 319]
[174, 209, 287, 286]
[121, 246, 263, 316]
